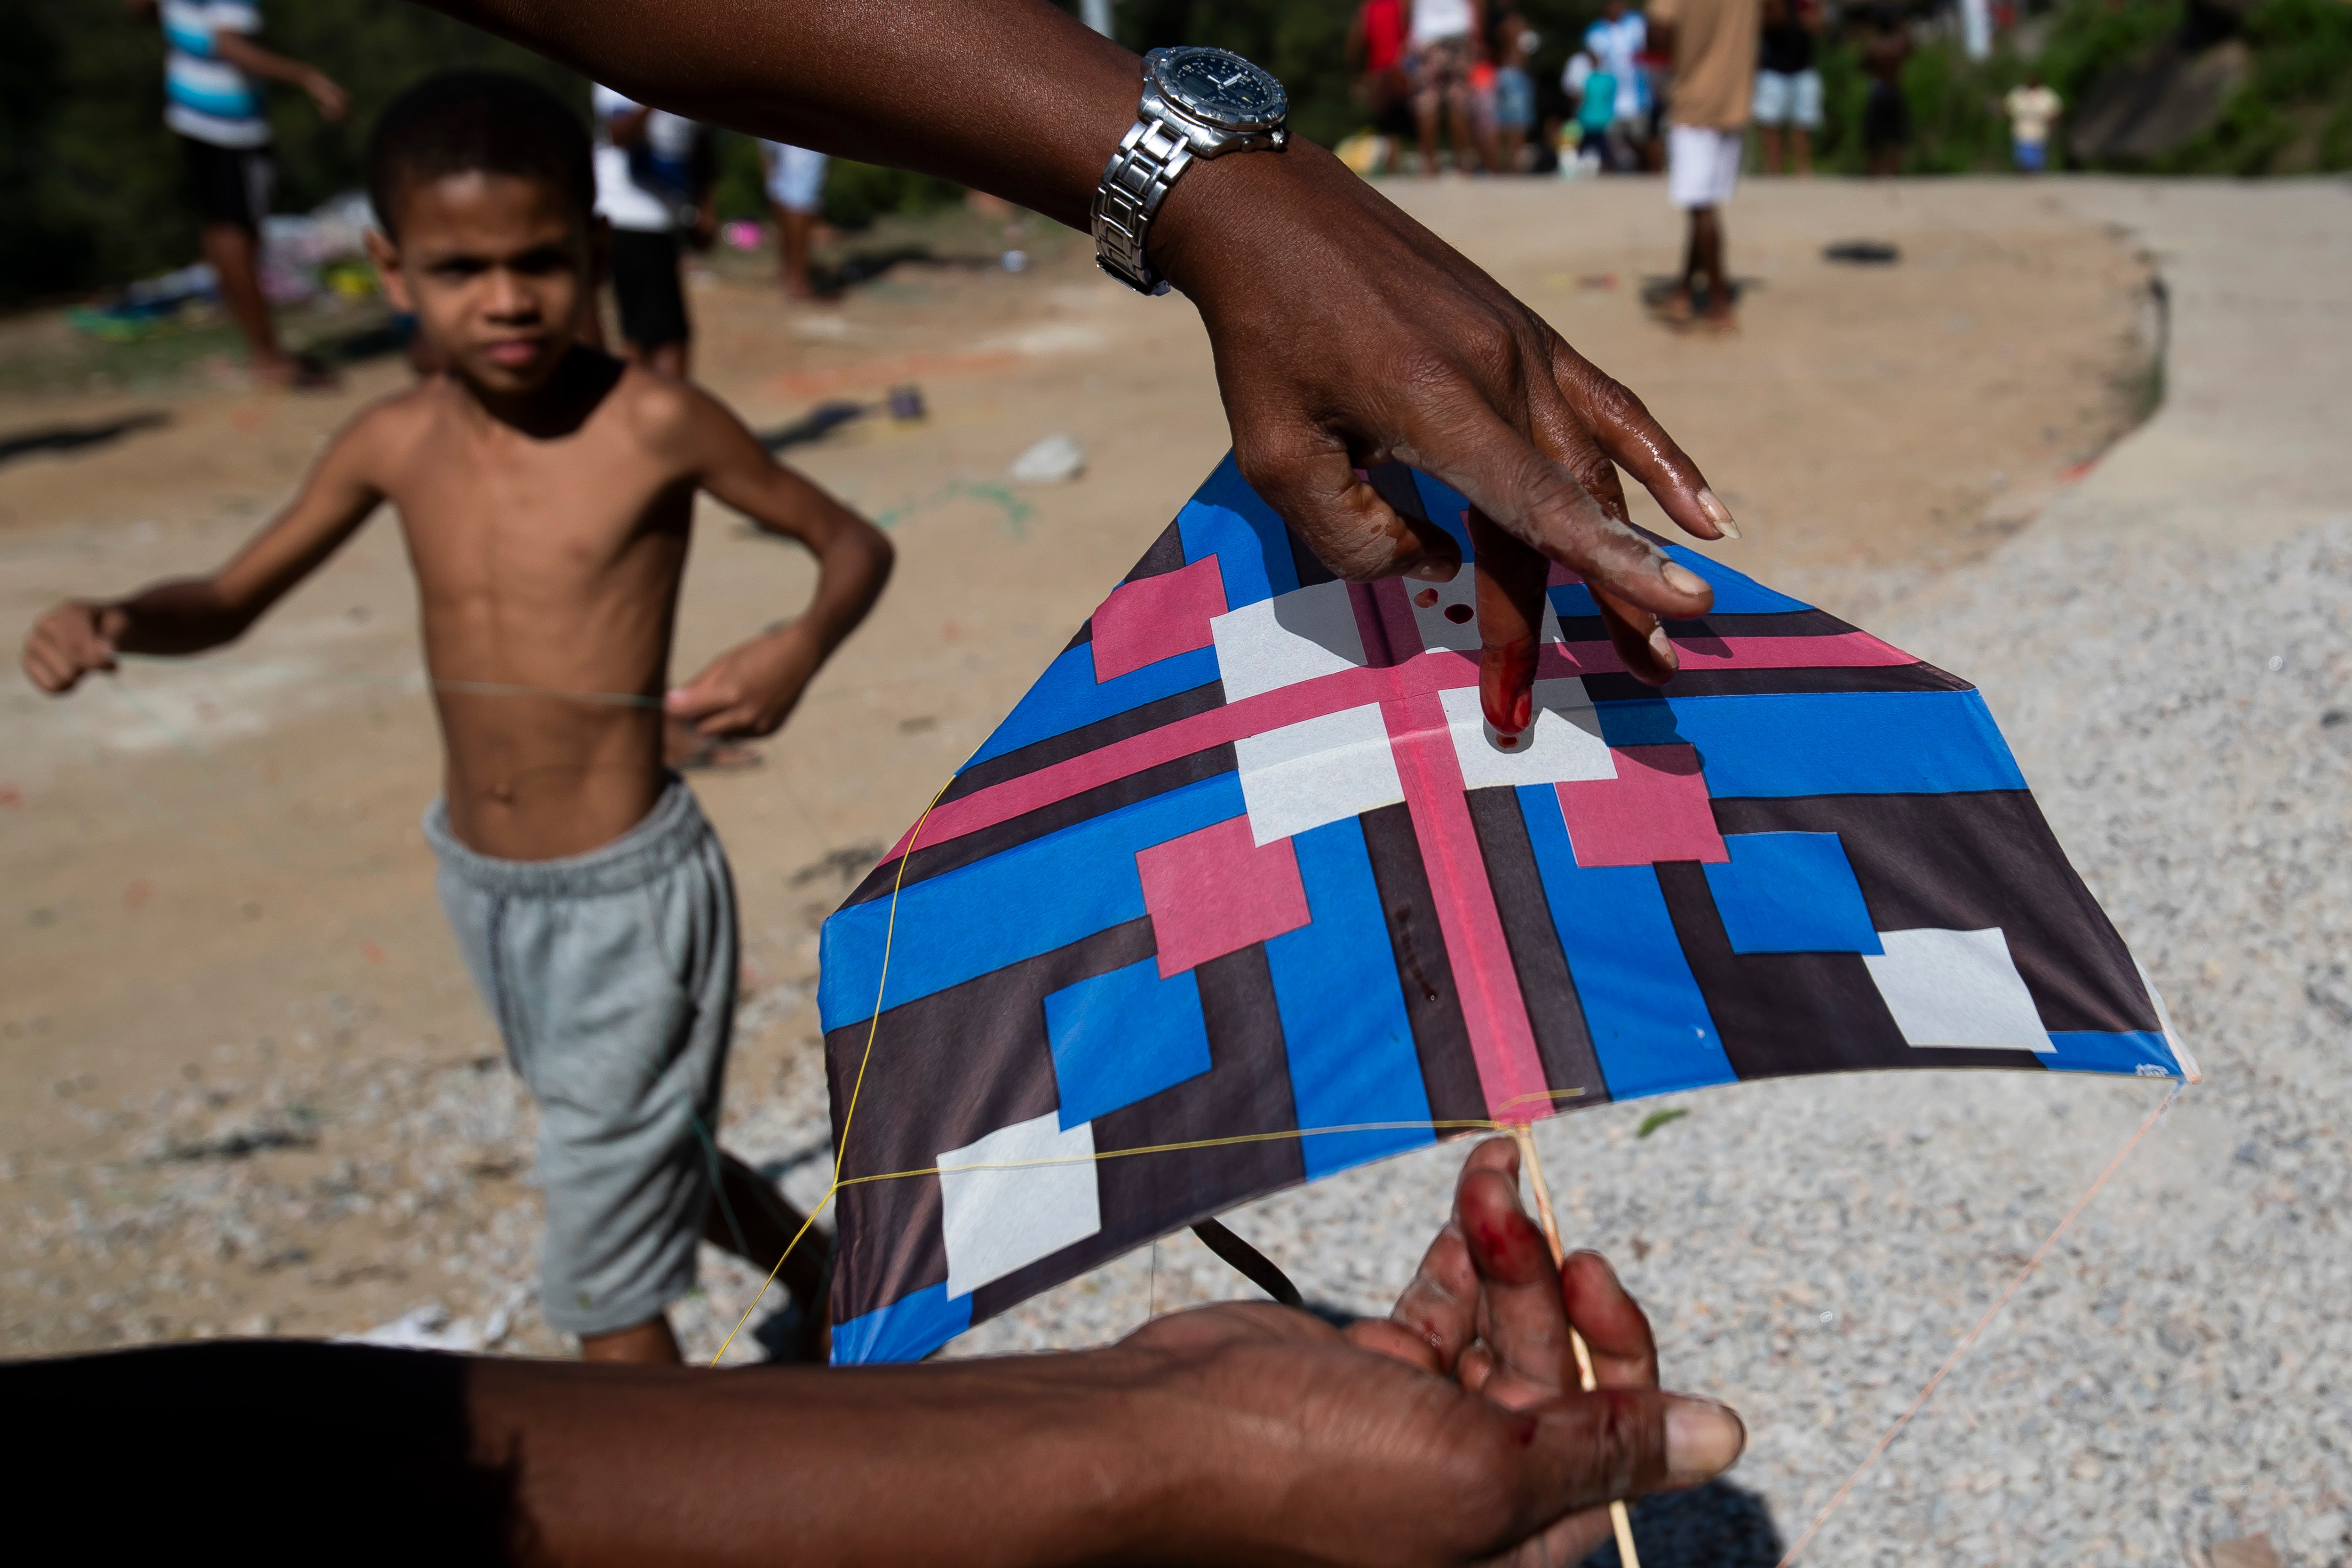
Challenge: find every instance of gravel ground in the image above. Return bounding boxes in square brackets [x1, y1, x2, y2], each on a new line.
[10, 520, 2342, 1566]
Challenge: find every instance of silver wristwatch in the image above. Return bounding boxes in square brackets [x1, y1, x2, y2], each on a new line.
[1092, 46, 1288, 296]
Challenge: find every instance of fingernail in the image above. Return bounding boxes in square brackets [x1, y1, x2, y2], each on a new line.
[1407, 556, 1463, 582]
[1664, 1397, 1747, 1481]
[1697, 487, 1740, 539]
[1661, 561, 1709, 597]
[1647, 624, 1678, 671]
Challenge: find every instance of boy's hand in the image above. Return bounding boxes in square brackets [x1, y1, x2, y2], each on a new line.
[23, 603, 122, 694]
[666, 624, 824, 739]
[304, 70, 352, 124]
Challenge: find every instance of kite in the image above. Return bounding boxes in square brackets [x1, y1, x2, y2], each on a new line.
[812, 454, 2196, 1368]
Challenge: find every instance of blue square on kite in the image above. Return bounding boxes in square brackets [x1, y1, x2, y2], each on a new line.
[1703, 832, 1885, 954]
[1044, 958, 1213, 1129]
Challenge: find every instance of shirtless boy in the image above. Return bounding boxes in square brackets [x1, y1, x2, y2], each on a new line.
[21, 72, 892, 1364]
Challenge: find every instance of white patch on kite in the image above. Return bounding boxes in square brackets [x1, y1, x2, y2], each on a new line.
[1209, 581, 1367, 701]
[1408, 577, 1565, 653]
[2133, 954, 2201, 1082]
[1234, 703, 1405, 845]
[937, 1112, 1102, 1297]
[1439, 679, 1615, 788]
[1863, 927, 2055, 1052]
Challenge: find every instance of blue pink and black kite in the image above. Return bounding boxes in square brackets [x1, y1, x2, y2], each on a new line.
[815, 455, 2195, 1365]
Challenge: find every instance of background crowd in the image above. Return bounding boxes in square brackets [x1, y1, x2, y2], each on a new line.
[3, 0, 2350, 314]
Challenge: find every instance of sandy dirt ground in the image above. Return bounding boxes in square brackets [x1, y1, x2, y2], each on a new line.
[0, 176, 2156, 1358]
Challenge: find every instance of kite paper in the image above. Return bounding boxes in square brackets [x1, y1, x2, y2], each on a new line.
[817, 455, 2193, 1365]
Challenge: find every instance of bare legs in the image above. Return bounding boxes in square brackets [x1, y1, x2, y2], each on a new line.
[1664, 204, 1731, 326]
[1757, 126, 1812, 176]
[199, 221, 298, 385]
[1414, 102, 1493, 174]
[577, 1150, 833, 1366]
[772, 201, 819, 298]
[580, 1315, 684, 1363]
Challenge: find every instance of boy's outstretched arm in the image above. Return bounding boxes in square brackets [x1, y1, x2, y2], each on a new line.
[20, 426, 386, 696]
[663, 398, 893, 741]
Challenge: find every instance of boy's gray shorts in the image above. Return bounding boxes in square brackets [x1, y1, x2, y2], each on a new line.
[425, 779, 736, 1338]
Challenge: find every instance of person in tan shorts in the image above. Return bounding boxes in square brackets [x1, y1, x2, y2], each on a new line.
[1648, 0, 1761, 329]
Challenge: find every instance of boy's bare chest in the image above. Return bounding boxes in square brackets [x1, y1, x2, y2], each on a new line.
[386, 435, 691, 597]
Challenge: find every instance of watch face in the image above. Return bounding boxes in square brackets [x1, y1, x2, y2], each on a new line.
[1152, 47, 1288, 131]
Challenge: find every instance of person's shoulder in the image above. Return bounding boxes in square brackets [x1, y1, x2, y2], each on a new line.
[310, 378, 445, 482]
[604, 364, 737, 459]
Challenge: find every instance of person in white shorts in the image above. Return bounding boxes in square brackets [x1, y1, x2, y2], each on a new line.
[1752, 0, 1823, 175]
[762, 140, 830, 299]
[1648, 0, 1758, 330]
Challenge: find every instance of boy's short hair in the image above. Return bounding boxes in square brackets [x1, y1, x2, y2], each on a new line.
[367, 71, 594, 239]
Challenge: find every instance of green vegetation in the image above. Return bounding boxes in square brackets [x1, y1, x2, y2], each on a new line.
[1806, 0, 2352, 175]
[1100, 0, 2352, 177]
[5, 0, 579, 308]
[7, 0, 2349, 308]
[1636, 1107, 1690, 1138]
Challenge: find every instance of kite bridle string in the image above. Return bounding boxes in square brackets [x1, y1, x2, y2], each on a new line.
[709, 779, 952, 1366]
[1774, 1081, 2184, 1567]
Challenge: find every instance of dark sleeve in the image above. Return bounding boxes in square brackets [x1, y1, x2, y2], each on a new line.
[0, 1342, 514, 1566]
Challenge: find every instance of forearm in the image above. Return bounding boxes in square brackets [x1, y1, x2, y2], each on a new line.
[211, 33, 326, 89]
[800, 526, 893, 659]
[97, 579, 258, 655]
[420, 0, 1147, 231]
[471, 1349, 1209, 1568]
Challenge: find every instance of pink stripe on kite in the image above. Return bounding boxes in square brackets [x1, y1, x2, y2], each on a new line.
[895, 630, 1913, 857]
[1382, 692, 1551, 1123]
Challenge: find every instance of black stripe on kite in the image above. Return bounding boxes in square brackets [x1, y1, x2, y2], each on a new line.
[1708, 791, 2159, 1035]
[1653, 859, 2049, 1079]
[1581, 663, 1976, 703]
[1358, 802, 1491, 1125]
[1557, 609, 1867, 643]
[823, 916, 1161, 1322]
[1465, 786, 1612, 1107]
[968, 942, 1307, 1327]
[1123, 519, 1190, 583]
[943, 680, 1229, 804]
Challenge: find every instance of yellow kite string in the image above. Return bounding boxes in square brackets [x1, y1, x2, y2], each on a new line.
[702, 765, 1604, 1362]
[709, 779, 948, 1365]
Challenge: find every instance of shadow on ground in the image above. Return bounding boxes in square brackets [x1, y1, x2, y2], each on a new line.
[1581, 1480, 1786, 1567]
[0, 411, 169, 468]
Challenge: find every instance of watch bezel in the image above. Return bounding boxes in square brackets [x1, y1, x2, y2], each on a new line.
[1144, 46, 1289, 134]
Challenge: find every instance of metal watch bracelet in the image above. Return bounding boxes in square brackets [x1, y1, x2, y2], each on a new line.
[1092, 117, 1194, 295]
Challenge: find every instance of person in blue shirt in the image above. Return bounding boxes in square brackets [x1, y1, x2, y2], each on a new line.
[138, 0, 350, 389]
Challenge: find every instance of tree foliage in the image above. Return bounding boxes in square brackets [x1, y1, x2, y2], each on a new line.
[7, 0, 2348, 308]
[4, 0, 578, 308]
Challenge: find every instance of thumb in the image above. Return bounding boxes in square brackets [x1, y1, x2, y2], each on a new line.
[1512, 1389, 1746, 1519]
[664, 677, 723, 719]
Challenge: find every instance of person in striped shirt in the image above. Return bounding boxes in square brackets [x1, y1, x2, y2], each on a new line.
[139, 0, 350, 388]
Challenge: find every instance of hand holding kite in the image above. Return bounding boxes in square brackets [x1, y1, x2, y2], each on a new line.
[1105, 1136, 1745, 1567]
[1153, 142, 1737, 720]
